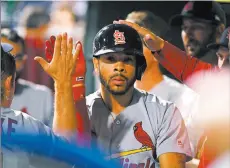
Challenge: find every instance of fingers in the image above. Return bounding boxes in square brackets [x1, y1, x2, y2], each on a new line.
[113, 20, 140, 31]
[53, 34, 62, 62]
[50, 36, 56, 47]
[34, 56, 49, 72]
[78, 41, 85, 65]
[73, 42, 81, 66]
[45, 40, 53, 62]
[61, 32, 67, 56]
[67, 37, 73, 62]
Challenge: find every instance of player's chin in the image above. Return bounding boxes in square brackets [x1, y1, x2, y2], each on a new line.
[109, 85, 128, 95]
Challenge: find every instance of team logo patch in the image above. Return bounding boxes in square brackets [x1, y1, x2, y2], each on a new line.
[113, 30, 126, 45]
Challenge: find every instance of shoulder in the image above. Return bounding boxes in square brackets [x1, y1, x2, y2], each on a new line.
[86, 90, 101, 106]
[138, 89, 180, 122]
[18, 79, 52, 95]
[2, 108, 48, 134]
[139, 88, 174, 107]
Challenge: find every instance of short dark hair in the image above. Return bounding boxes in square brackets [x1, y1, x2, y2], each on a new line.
[126, 10, 170, 40]
[1, 46, 16, 99]
[1, 28, 25, 54]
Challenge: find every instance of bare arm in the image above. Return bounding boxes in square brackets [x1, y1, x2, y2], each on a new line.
[159, 153, 187, 168]
[45, 37, 91, 144]
[35, 33, 80, 141]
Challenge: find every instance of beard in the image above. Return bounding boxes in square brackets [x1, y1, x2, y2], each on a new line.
[185, 31, 215, 58]
[185, 38, 210, 58]
[99, 70, 136, 96]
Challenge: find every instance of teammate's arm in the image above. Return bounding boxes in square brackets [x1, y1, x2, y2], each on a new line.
[35, 33, 79, 141]
[45, 36, 91, 145]
[159, 153, 186, 168]
[115, 20, 214, 83]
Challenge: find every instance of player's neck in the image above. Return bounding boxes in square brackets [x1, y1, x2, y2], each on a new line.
[100, 86, 134, 115]
[135, 64, 163, 91]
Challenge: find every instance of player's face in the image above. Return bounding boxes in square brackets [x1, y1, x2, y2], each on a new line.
[94, 52, 136, 95]
[216, 46, 229, 68]
[181, 18, 213, 56]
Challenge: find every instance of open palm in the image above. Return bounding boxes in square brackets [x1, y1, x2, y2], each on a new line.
[34, 33, 81, 83]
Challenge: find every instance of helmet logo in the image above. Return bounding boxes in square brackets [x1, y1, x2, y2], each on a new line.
[113, 30, 126, 45]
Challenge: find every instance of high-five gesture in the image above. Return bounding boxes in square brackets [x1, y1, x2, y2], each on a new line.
[45, 35, 86, 101]
[44, 34, 90, 140]
[35, 33, 81, 83]
[34, 33, 82, 139]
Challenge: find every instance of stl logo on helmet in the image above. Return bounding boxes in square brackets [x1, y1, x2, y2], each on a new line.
[113, 30, 126, 45]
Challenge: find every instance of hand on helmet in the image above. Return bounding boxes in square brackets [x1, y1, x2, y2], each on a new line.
[113, 20, 165, 52]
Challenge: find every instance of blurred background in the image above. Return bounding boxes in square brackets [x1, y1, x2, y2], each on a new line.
[1, 0, 230, 96]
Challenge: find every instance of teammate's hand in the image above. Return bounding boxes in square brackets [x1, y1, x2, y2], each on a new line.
[45, 34, 86, 100]
[113, 20, 164, 52]
[34, 33, 80, 84]
[45, 35, 56, 62]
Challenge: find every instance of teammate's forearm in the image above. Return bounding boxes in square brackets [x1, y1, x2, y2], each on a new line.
[53, 81, 77, 139]
[154, 41, 213, 82]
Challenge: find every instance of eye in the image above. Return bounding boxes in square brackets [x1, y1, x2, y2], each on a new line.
[106, 56, 116, 62]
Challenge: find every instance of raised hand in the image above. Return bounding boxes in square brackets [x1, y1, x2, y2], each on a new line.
[34, 33, 80, 84]
[45, 34, 86, 100]
[113, 20, 164, 52]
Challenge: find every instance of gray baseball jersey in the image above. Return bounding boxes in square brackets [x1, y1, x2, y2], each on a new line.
[11, 79, 54, 127]
[1, 107, 72, 168]
[86, 89, 192, 168]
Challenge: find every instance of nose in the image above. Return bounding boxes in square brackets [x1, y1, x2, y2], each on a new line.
[114, 61, 125, 73]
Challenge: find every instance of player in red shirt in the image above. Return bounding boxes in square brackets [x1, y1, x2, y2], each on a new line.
[115, 20, 229, 168]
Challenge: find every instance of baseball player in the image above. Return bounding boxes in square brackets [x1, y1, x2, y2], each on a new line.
[47, 24, 192, 167]
[1, 32, 80, 168]
[1, 28, 54, 127]
[125, 11, 199, 130]
[115, 20, 230, 168]
[115, 20, 228, 87]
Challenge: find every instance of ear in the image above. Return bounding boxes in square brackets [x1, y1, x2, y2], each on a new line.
[92, 57, 99, 74]
[215, 24, 225, 43]
[4, 76, 13, 91]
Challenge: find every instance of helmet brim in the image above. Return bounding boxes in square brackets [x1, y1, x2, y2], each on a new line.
[93, 47, 144, 58]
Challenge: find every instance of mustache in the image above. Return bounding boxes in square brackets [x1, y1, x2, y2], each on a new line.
[109, 74, 128, 81]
